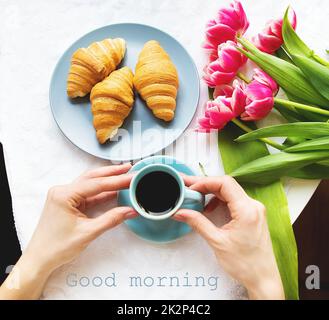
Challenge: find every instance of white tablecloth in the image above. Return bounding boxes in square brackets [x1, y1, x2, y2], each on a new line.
[0, 0, 326, 299]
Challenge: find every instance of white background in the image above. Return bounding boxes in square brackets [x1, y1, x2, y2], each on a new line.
[0, 0, 327, 299]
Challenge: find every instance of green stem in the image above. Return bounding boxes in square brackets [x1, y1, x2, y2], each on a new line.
[198, 162, 208, 177]
[232, 118, 285, 150]
[237, 72, 251, 84]
[274, 98, 329, 117]
[232, 118, 253, 133]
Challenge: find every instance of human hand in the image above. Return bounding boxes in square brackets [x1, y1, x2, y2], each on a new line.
[0, 163, 137, 299]
[25, 163, 137, 272]
[173, 175, 284, 300]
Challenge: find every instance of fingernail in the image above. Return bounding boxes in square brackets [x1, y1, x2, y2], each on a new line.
[123, 162, 132, 167]
[125, 211, 138, 219]
[127, 172, 137, 178]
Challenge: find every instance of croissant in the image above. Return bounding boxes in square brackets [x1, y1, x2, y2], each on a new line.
[67, 38, 126, 98]
[90, 67, 134, 144]
[134, 40, 179, 121]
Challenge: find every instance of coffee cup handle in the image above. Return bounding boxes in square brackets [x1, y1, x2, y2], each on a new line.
[182, 187, 205, 211]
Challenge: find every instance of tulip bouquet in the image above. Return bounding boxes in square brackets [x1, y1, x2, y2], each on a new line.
[199, 0, 329, 300]
[200, 1, 329, 181]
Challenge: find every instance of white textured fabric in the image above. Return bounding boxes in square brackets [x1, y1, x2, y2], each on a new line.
[0, 0, 326, 299]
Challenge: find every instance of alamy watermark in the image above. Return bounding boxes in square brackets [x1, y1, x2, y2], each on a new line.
[305, 265, 320, 290]
[105, 121, 218, 167]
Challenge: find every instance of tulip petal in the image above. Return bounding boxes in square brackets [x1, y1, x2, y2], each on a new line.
[213, 84, 234, 98]
[204, 0, 249, 57]
[216, 96, 232, 109]
[198, 97, 236, 131]
[209, 107, 235, 128]
[231, 81, 247, 115]
[217, 1, 249, 35]
[235, 0, 250, 33]
[252, 7, 297, 54]
[241, 97, 274, 121]
[254, 33, 283, 53]
[217, 8, 241, 31]
[246, 81, 273, 100]
[197, 117, 213, 132]
[205, 24, 236, 46]
[252, 69, 278, 94]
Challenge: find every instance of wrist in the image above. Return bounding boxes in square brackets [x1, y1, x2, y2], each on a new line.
[246, 276, 285, 300]
[19, 249, 54, 282]
[0, 251, 54, 300]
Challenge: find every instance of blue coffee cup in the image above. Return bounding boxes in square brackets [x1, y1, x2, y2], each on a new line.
[129, 164, 204, 221]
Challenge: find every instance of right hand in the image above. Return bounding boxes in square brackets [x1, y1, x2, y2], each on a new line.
[173, 175, 284, 300]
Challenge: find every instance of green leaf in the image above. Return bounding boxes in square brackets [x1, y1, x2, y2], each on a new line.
[274, 96, 308, 122]
[276, 105, 306, 122]
[236, 122, 329, 142]
[282, 7, 329, 68]
[218, 123, 299, 299]
[291, 54, 329, 101]
[282, 7, 313, 59]
[276, 47, 294, 64]
[230, 151, 329, 185]
[318, 159, 329, 166]
[274, 97, 329, 122]
[295, 109, 329, 122]
[283, 136, 307, 147]
[274, 100, 327, 123]
[285, 136, 329, 152]
[288, 164, 329, 179]
[237, 38, 329, 107]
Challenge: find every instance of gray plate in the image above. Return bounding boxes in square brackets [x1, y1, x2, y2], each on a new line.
[49, 23, 200, 161]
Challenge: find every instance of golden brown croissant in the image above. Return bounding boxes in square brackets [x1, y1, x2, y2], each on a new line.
[67, 38, 126, 98]
[90, 67, 134, 144]
[134, 40, 179, 121]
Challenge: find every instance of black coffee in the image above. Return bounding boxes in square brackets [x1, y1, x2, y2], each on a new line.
[136, 171, 180, 215]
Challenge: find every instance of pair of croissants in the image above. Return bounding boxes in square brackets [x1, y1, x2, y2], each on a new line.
[67, 38, 179, 144]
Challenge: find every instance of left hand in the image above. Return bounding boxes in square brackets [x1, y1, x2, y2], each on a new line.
[0, 163, 137, 299]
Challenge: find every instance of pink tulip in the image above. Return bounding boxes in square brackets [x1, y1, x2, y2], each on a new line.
[203, 19, 236, 55]
[198, 99, 236, 131]
[203, 60, 236, 87]
[213, 84, 234, 99]
[252, 68, 278, 94]
[240, 80, 274, 121]
[198, 80, 246, 131]
[203, 41, 247, 87]
[218, 41, 247, 70]
[198, 70, 278, 130]
[214, 80, 246, 115]
[230, 80, 247, 115]
[203, 1, 249, 59]
[252, 9, 297, 54]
